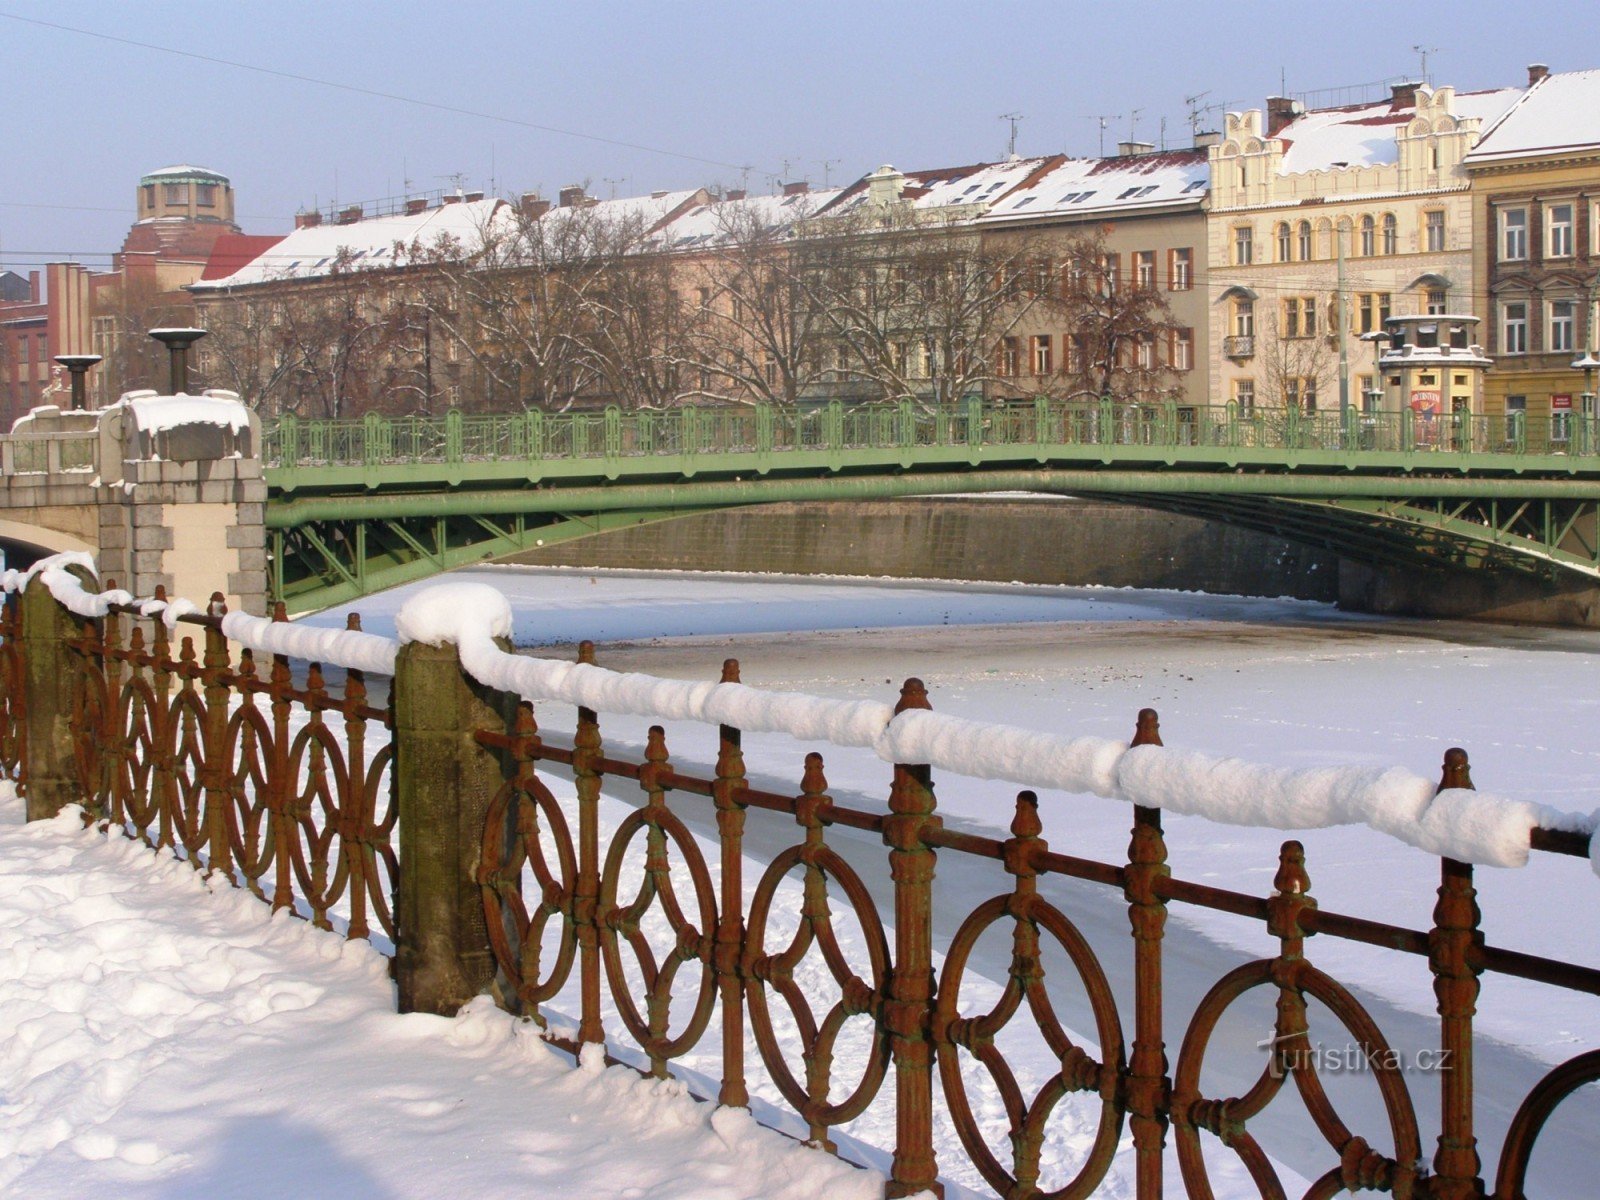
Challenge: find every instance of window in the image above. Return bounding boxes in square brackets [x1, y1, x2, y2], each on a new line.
[1168, 247, 1192, 290]
[1425, 209, 1446, 252]
[1134, 250, 1155, 290]
[1135, 335, 1154, 371]
[1032, 334, 1053, 375]
[696, 286, 711, 308]
[1548, 203, 1575, 258]
[1100, 254, 1119, 295]
[1502, 301, 1528, 353]
[999, 336, 1020, 377]
[1234, 298, 1255, 338]
[1551, 300, 1577, 352]
[1381, 213, 1398, 255]
[142, 184, 155, 210]
[1277, 222, 1292, 262]
[1360, 215, 1375, 256]
[164, 182, 186, 205]
[1501, 207, 1528, 261]
[18, 335, 28, 365]
[1233, 225, 1253, 266]
[1030, 257, 1054, 295]
[1297, 220, 1313, 261]
[1358, 294, 1374, 333]
[1283, 296, 1317, 338]
[1426, 289, 1446, 315]
[196, 183, 217, 208]
[1286, 377, 1318, 413]
[1234, 378, 1255, 415]
[1171, 327, 1194, 371]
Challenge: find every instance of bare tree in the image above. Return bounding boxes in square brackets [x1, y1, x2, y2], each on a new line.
[1254, 301, 1338, 415]
[1054, 229, 1183, 404]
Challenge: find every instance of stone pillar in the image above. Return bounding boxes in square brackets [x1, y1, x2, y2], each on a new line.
[20, 572, 87, 821]
[392, 637, 516, 1015]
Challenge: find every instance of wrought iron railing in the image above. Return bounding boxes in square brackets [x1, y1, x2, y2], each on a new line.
[260, 400, 1600, 469]
[471, 661, 1599, 1200]
[62, 593, 397, 942]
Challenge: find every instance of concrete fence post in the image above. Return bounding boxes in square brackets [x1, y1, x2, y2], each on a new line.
[20, 572, 88, 822]
[393, 635, 516, 1015]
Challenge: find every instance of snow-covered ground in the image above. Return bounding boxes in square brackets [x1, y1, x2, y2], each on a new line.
[4, 565, 1597, 1197]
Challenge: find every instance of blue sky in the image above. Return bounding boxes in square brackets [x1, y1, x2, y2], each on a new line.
[0, 1, 1589, 269]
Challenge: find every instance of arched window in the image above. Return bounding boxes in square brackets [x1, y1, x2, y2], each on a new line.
[1382, 213, 1398, 255]
[1277, 222, 1292, 262]
[1297, 220, 1313, 261]
[1360, 215, 1375, 256]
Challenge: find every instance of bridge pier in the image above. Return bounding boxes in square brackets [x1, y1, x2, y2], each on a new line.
[1, 398, 268, 616]
[1337, 560, 1600, 628]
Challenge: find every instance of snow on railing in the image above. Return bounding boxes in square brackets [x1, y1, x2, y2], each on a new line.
[5, 555, 1595, 874]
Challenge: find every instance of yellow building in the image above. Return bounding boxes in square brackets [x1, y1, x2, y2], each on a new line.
[1464, 65, 1600, 441]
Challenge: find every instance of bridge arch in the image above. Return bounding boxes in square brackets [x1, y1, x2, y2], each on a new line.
[0, 516, 98, 571]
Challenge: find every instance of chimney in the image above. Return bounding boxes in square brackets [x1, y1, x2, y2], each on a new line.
[782, 180, 811, 196]
[726, 188, 746, 202]
[441, 194, 461, 205]
[337, 204, 362, 225]
[1266, 95, 1304, 137]
[1389, 80, 1421, 110]
[1192, 130, 1221, 150]
[294, 210, 323, 229]
[651, 189, 668, 199]
[405, 197, 429, 216]
[1528, 62, 1550, 86]
[866, 165, 905, 207]
[559, 184, 588, 208]
[1116, 140, 1155, 157]
[28, 270, 40, 302]
[464, 190, 484, 202]
[518, 192, 551, 220]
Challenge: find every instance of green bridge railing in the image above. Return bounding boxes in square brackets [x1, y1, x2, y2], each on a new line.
[260, 399, 1600, 470]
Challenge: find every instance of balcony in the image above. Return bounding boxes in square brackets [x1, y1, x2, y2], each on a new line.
[1223, 335, 1256, 358]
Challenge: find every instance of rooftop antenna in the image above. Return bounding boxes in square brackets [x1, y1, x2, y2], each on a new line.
[999, 112, 1024, 159]
[1184, 90, 1211, 135]
[438, 171, 467, 198]
[1080, 114, 1121, 156]
[402, 157, 413, 199]
[602, 177, 624, 199]
[1413, 44, 1438, 84]
[1159, 115, 1168, 150]
[1127, 109, 1143, 143]
[817, 158, 841, 186]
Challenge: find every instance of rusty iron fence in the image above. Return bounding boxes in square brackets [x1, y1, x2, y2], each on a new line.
[52, 584, 397, 942]
[0, 571, 1596, 1198]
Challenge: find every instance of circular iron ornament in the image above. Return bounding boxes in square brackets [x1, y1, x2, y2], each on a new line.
[168, 688, 210, 860]
[744, 842, 892, 1131]
[286, 720, 353, 927]
[936, 893, 1126, 1200]
[223, 703, 277, 901]
[597, 804, 718, 1064]
[1172, 959, 1422, 1200]
[1494, 1048, 1600, 1199]
[478, 770, 578, 1016]
[114, 676, 162, 838]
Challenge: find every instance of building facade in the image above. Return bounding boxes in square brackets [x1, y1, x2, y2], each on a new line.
[1465, 66, 1600, 434]
[1206, 81, 1521, 417]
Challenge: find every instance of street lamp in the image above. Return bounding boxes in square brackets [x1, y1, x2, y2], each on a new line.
[1572, 352, 1600, 452]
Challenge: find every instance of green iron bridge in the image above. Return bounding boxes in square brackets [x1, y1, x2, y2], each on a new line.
[263, 398, 1600, 613]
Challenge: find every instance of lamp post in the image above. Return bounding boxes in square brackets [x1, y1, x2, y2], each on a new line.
[51, 353, 102, 411]
[148, 327, 208, 395]
[1359, 330, 1388, 448]
[1573, 351, 1600, 453]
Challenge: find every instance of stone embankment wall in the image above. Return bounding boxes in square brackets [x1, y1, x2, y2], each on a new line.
[511, 496, 1341, 601]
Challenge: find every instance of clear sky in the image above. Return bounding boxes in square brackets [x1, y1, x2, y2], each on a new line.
[1, 0, 1591, 271]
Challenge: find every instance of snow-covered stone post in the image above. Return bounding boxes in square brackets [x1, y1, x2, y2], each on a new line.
[883, 677, 941, 1199]
[1430, 748, 1483, 1198]
[1123, 708, 1170, 1200]
[19, 569, 89, 821]
[392, 602, 515, 1016]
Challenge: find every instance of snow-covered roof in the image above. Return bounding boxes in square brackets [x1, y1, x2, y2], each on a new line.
[536, 189, 704, 242]
[190, 197, 504, 289]
[141, 165, 229, 183]
[1276, 87, 1521, 173]
[1466, 69, 1600, 163]
[650, 188, 846, 250]
[980, 150, 1209, 221]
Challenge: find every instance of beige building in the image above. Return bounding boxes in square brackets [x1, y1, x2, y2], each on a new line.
[1207, 80, 1521, 416]
[1464, 66, 1600, 436]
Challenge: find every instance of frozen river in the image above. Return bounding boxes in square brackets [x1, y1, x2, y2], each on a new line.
[309, 566, 1600, 1197]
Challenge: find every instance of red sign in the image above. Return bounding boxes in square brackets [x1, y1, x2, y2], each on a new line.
[1410, 390, 1441, 415]
[1553, 393, 1573, 411]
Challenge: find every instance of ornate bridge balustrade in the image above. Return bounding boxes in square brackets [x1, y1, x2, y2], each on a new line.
[1, 564, 1596, 1198]
[451, 653, 1600, 1199]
